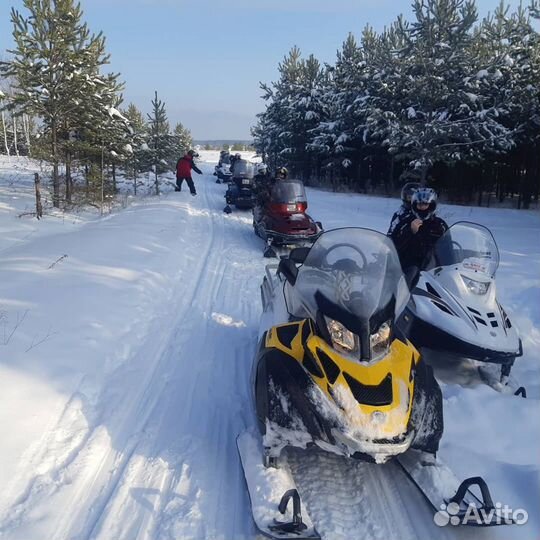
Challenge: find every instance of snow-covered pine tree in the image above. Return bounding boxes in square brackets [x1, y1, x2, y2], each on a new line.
[477, 2, 540, 207]
[172, 122, 193, 164]
[123, 103, 148, 194]
[67, 67, 126, 204]
[0, 0, 122, 207]
[254, 0, 538, 201]
[254, 47, 327, 179]
[252, 112, 274, 167]
[254, 47, 304, 171]
[147, 91, 173, 195]
[310, 33, 368, 188]
[370, 0, 511, 184]
[289, 54, 328, 180]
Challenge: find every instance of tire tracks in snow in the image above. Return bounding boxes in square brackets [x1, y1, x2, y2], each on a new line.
[82, 174, 263, 540]
[77, 177, 227, 540]
[0, 178, 229, 540]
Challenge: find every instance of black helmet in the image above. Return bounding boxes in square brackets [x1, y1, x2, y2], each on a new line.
[276, 167, 288, 180]
[187, 149, 199, 157]
[411, 188, 438, 220]
[401, 182, 420, 208]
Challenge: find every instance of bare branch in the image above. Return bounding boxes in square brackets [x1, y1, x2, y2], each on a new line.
[25, 328, 58, 352]
[2, 309, 29, 345]
[47, 254, 68, 269]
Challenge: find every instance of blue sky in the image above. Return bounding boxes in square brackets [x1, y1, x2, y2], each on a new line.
[0, 0, 528, 139]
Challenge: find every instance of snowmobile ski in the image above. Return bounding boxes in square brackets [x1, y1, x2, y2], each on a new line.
[397, 449, 515, 527]
[237, 430, 320, 539]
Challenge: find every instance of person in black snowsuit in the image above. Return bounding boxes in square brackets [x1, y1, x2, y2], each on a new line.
[176, 149, 202, 195]
[253, 166, 288, 222]
[253, 163, 271, 199]
[387, 182, 420, 235]
[258, 166, 287, 197]
[219, 150, 231, 166]
[390, 187, 448, 287]
[229, 153, 242, 176]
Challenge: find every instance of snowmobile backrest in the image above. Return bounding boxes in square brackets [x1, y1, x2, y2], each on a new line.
[278, 258, 298, 285]
[289, 247, 310, 264]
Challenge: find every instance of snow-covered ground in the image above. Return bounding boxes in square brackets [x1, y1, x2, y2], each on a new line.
[0, 153, 538, 540]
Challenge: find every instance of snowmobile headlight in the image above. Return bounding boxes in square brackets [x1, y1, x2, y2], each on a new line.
[370, 321, 391, 360]
[326, 318, 359, 357]
[461, 275, 490, 295]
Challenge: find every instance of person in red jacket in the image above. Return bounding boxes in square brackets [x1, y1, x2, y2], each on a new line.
[176, 150, 202, 195]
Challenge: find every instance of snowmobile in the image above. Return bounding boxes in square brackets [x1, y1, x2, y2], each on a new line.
[238, 228, 512, 538]
[406, 221, 523, 391]
[223, 159, 255, 213]
[214, 151, 232, 183]
[214, 162, 232, 183]
[253, 179, 322, 258]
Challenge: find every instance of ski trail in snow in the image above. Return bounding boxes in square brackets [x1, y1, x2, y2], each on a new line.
[0, 171, 260, 540]
[79, 173, 264, 540]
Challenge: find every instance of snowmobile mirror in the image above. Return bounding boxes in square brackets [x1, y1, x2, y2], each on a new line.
[289, 247, 310, 264]
[278, 258, 298, 285]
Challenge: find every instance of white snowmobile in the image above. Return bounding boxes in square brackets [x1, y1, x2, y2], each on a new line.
[406, 221, 523, 392]
[238, 228, 514, 539]
[214, 151, 233, 183]
[214, 162, 232, 183]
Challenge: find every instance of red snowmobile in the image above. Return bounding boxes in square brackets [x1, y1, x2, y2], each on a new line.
[253, 179, 322, 258]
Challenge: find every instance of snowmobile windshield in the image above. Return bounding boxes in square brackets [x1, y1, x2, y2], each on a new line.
[428, 222, 499, 278]
[271, 180, 307, 204]
[295, 228, 409, 343]
[232, 160, 255, 179]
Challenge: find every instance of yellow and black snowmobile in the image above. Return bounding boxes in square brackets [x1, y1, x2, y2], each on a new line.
[237, 229, 513, 539]
[255, 227, 443, 465]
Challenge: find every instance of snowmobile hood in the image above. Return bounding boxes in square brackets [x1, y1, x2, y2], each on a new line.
[410, 222, 521, 359]
[264, 319, 421, 449]
[304, 333, 419, 442]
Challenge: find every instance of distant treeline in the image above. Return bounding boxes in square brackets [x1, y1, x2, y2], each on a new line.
[252, 0, 540, 208]
[196, 141, 256, 152]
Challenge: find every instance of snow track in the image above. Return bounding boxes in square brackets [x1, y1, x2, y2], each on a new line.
[0, 170, 262, 540]
[1, 161, 537, 539]
[72, 177, 263, 540]
[287, 448, 492, 540]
